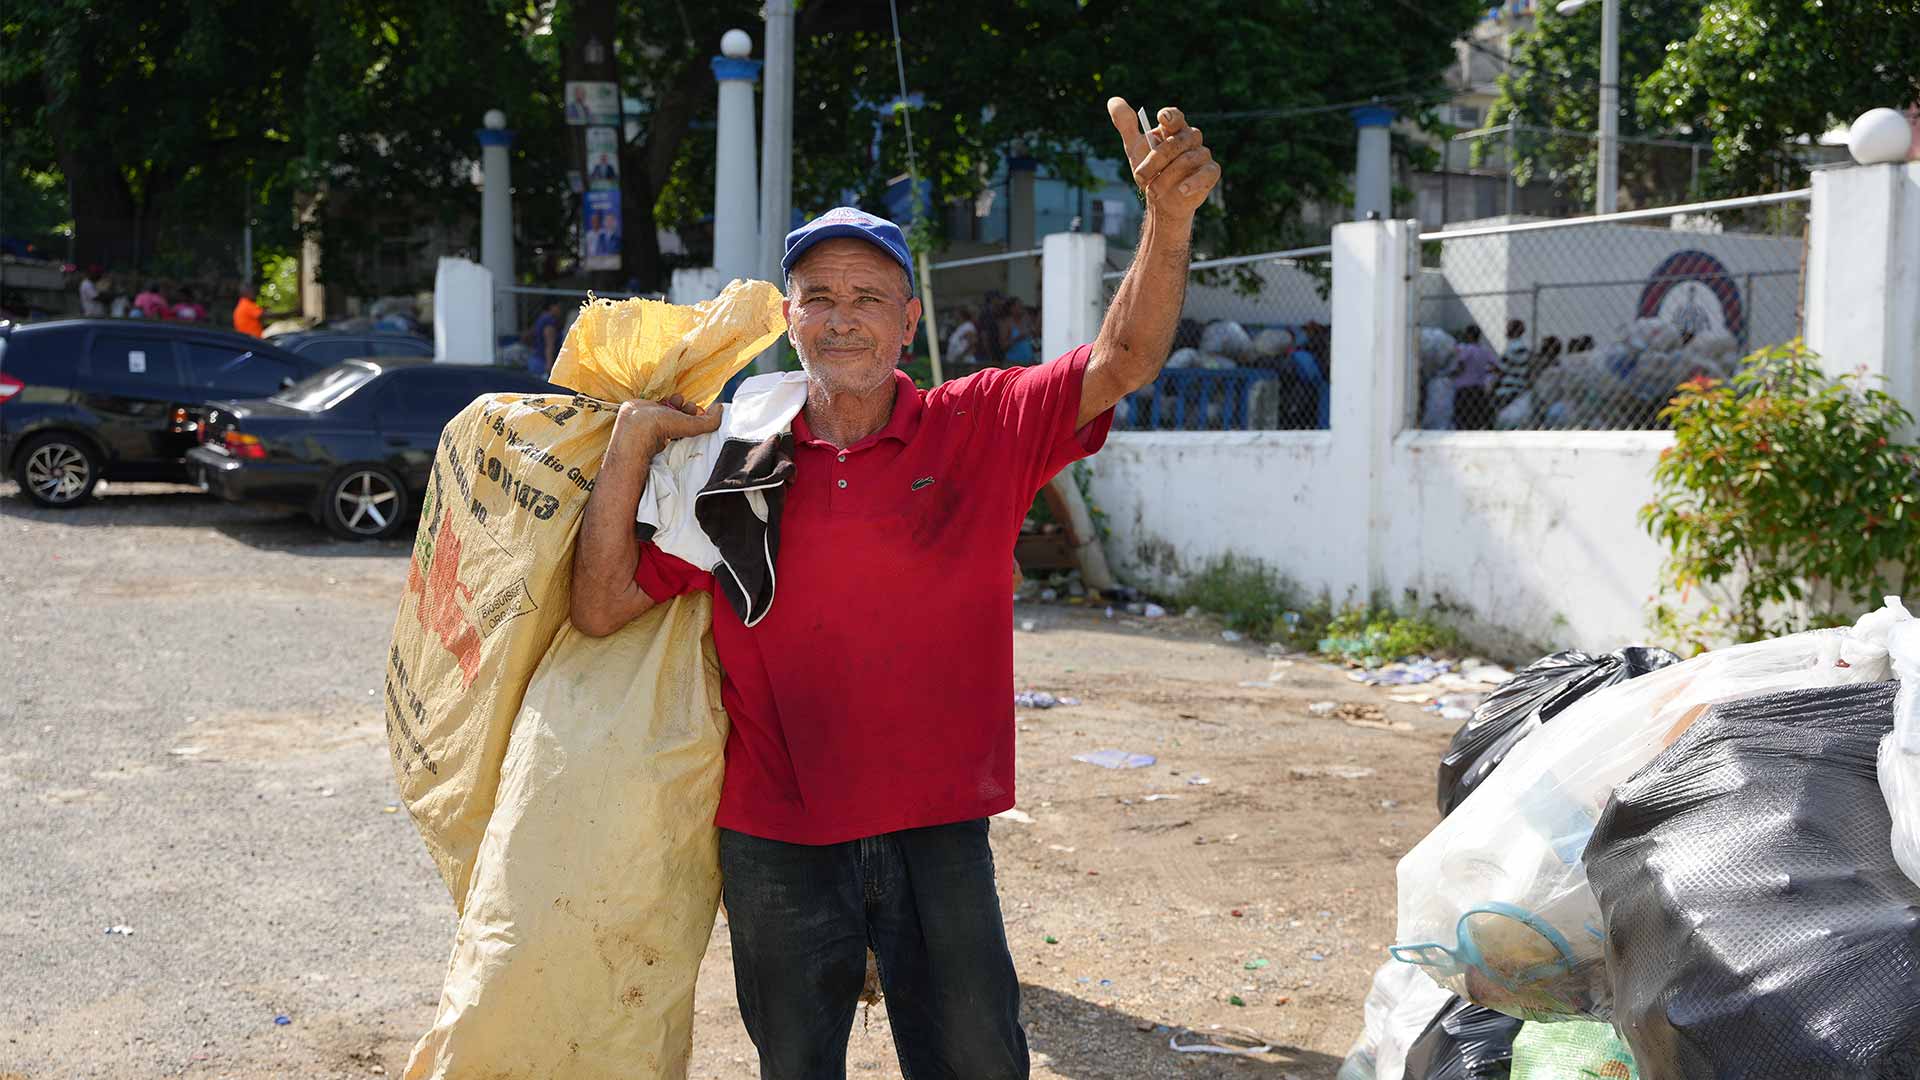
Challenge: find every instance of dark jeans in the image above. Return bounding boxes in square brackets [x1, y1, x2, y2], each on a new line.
[719, 818, 1029, 1080]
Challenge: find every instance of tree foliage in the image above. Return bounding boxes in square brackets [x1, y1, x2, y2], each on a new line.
[5, 0, 1483, 292]
[1494, 1, 1920, 204]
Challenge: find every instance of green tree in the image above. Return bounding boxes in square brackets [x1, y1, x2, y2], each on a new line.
[616, 0, 1483, 282]
[1640, 0, 1920, 196]
[1493, 1, 1920, 205]
[1489, 0, 1706, 207]
[2, 3, 313, 273]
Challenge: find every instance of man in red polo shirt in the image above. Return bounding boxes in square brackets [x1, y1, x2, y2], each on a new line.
[573, 98, 1219, 1078]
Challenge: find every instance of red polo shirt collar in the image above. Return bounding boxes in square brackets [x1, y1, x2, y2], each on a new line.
[789, 369, 923, 449]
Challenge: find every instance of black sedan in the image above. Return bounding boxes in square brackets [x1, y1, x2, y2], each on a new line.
[267, 330, 434, 364]
[187, 358, 565, 539]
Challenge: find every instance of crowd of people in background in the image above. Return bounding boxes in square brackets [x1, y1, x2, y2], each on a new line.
[940, 291, 1040, 369]
[68, 267, 288, 338]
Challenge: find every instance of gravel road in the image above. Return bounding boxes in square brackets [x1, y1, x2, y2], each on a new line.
[2, 481, 1454, 1079]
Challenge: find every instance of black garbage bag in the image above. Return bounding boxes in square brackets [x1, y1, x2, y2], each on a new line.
[1587, 681, 1920, 1080]
[1404, 995, 1522, 1080]
[1437, 646, 1678, 816]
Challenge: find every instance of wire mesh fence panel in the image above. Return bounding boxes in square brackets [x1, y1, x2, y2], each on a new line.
[1105, 250, 1333, 432]
[924, 249, 1043, 381]
[1413, 193, 1810, 431]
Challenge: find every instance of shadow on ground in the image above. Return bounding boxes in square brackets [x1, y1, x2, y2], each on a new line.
[1022, 983, 1343, 1079]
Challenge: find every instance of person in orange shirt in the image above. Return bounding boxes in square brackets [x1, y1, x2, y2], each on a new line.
[231, 284, 286, 337]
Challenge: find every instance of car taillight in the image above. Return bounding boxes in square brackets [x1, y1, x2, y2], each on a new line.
[0, 372, 21, 404]
[223, 430, 268, 460]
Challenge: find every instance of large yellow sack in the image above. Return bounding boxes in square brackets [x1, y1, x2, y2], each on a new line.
[383, 281, 785, 1079]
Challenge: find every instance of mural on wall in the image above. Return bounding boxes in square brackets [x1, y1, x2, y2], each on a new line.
[1638, 250, 1745, 343]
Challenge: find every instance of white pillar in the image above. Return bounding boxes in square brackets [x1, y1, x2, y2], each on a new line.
[755, 4, 793, 373]
[1596, 0, 1620, 214]
[433, 257, 494, 365]
[1805, 161, 1920, 429]
[1352, 106, 1395, 221]
[759, 2, 793, 282]
[1006, 157, 1039, 305]
[1041, 231, 1106, 362]
[1327, 217, 1419, 603]
[478, 109, 515, 340]
[712, 30, 762, 289]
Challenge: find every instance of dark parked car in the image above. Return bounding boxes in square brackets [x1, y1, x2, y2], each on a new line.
[187, 358, 565, 539]
[0, 319, 331, 507]
[267, 330, 433, 364]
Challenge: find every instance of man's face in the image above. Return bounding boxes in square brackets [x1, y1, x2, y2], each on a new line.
[784, 238, 921, 398]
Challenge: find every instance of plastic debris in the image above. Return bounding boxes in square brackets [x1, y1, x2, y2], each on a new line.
[1245, 958, 1270, 970]
[1143, 603, 1167, 618]
[1228, 994, 1247, 1007]
[1019, 620, 1037, 632]
[274, 1015, 292, 1026]
[1142, 794, 1180, 802]
[1308, 701, 1339, 717]
[1044, 935, 1059, 945]
[104, 925, 134, 936]
[1014, 691, 1080, 709]
[1073, 749, 1156, 769]
[992, 808, 1035, 824]
[1186, 775, 1212, 786]
[1289, 765, 1377, 780]
[1170, 1027, 1273, 1057]
[1221, 630, 1245, 643]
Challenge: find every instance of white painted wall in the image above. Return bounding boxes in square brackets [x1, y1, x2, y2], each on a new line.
[432, 256, 494, 365]
[1182, 262, 1331, 326]
[1078, 173, 1915, 658]
[1428, 220, 1801, 355]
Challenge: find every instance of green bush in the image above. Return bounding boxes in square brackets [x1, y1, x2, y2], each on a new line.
[1173, 554, 1459, 661]
[1640, 340, 1920, 652]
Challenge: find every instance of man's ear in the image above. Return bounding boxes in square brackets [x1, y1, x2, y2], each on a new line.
[903, 296, 924, 349]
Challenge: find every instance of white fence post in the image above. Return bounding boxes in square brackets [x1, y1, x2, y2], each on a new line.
[1805, 162, 1920, 427]
[1327, 217, 1419, 605]
[1041, 232, 1105, 362]
[433, 256, 494, 365]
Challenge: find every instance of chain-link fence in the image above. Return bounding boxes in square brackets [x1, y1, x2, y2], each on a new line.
[1419, 122, 1846, 230]
[1098, 248, 1334, 432]
[1413, 189, 1811, 431]
[923, 248, 1045, 383]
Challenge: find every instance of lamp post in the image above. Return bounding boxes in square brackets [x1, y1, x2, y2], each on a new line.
[1555, 0, 1618, 214]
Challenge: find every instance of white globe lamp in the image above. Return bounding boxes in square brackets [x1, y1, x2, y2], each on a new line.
[1847, 107, 1913, 165]
[720, 29, 753, 58]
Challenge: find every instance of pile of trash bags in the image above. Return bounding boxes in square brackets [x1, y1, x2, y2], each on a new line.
[1340, 597, 1920, 1080]
[1135, 317, 1329, 430]
[1418, 316, 1743, 431]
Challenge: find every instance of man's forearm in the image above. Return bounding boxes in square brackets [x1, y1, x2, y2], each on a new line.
[570, 439, 658, 634]
[1081, 211, 1193, 425]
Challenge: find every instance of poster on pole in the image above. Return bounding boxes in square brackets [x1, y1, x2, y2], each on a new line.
[581, 189, 623, 270]
[563, 81, 620, 126]
[585, 127, 621, 191]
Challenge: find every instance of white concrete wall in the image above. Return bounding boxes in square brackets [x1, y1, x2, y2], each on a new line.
[1086, 432, 1338, 596]
[1378, 431, 1673, 655]
[1078, 177, 1914, 659]
[1431, 221, 1800, 354]
[1182, 262, 1332, 326]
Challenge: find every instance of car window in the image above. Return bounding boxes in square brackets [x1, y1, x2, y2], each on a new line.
[291, 338, 376, 365]
[183, 341, 301, 397]
[371, 337, 433, 358]
[373, 369, 488, 425]
[88, 333, 182, 389]
[272, 362, 381, 411]
[2, 327, 88, 384]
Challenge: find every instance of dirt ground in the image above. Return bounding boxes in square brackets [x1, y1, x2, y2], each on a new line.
[2, 482, 1458, 1079]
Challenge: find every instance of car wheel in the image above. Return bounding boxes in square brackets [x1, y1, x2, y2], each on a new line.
[322, 466, 409, 540]
[13, 432, 102, 508]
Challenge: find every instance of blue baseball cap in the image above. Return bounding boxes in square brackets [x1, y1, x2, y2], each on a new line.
[781, 207, 915, 293]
